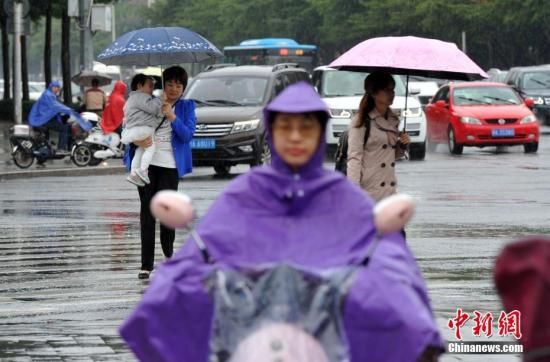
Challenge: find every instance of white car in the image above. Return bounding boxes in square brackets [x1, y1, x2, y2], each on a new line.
[28, 81, 46, 100]
[312, 66, 427, 160]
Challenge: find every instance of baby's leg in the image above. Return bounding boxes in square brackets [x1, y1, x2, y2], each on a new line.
[131, 147, 144, 173]
[139, 140, 156, 171]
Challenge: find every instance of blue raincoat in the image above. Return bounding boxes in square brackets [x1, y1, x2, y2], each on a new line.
[28, 81, 91, 131]
[120, 82, 443, 361]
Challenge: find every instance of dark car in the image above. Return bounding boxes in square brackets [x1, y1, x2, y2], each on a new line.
[184, 63, 311, 175]
[504, 65, 550, 125]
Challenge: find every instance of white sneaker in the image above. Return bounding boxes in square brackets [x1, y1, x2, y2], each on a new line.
[135, 169, 151, 184]
[127, 173, 145, 187]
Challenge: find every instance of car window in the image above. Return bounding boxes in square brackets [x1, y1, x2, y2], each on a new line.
[453, 86, 521, 106]
[185, 76, 270, 106]
[294, 71, 310, 83]
[520, 71, 550, 90]
[432, 86, 449, 102]
[505, 71, 518, 86]
[319, 70, 406, 98]
[274, 73, 293, 95]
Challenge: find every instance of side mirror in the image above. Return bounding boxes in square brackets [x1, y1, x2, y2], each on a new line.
[524, 98, 535, 109]
[408, 87, 421, 96]
[435, 100, 447, 108]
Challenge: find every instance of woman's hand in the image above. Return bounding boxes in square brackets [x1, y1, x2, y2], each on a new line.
[162, 102, 176, 122]
[399, 132, 410, 145]
[135, 136, 153, 148]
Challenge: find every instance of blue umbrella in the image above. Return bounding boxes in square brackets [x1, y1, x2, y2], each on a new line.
[97, 27, 223, 66]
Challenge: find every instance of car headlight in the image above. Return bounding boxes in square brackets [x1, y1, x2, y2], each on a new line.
[329, 109, 353, 118]
[231, 119, 260, 134]
[533, 97, 544, 105]
[460, 116, 482, 125]
[402, 108, 422, 118]
[520, 115, 537, 124]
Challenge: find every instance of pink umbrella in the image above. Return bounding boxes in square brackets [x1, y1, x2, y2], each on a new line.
[329, 36, 488, 128]
[329, 36, 488, 80]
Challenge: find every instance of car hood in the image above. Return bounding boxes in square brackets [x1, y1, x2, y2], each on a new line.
[194, 106, 263, 124]
[453, 105, 532, 119]
[522, 89, 550, 97]
[322, 95, 421, 110]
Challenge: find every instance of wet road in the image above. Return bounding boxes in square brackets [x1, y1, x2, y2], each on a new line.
[1, 135, 549, 361]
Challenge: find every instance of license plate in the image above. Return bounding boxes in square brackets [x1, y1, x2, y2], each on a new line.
[191, 138, 216, 149]
[491, 129, 514, 137]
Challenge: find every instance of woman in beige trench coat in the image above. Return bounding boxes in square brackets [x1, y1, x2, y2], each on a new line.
[347, 71, 410, 203]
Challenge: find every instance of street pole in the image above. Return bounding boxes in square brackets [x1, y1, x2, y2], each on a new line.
[13, 2, 22, 124]
[111, 4, 116, 42]
[79, 0, 93, 71]
[461, 31, 467, 54]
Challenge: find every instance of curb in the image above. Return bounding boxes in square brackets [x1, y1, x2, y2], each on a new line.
[0, 165, 126, 181]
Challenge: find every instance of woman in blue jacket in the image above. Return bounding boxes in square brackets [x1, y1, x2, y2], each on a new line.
[124, 66, 196, 279]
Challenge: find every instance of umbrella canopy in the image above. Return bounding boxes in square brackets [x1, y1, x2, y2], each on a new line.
[329, 36, 488, 81]
[71, 70, 112, 87]
[494, 237, 550, 360]
[96, 26, 223, 66]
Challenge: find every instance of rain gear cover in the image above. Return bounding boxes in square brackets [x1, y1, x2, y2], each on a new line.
[28, 81, 91, 131]
[120, 81, 443, 362]
[101, 80, 127, 134]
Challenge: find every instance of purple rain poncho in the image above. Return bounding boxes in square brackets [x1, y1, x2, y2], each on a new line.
[120, 82, 443, 361]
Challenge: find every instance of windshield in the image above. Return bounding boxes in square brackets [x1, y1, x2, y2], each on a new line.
[185, 76, 269, 106]
[321, 70, 406, 97]
[521, 71, 550, 90]
[453, 86, 522, 106]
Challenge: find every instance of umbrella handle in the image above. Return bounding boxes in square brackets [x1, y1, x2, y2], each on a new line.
[403, 74, 409, 131]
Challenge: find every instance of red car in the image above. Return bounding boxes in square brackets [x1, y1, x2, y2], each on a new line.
[425, 82, 539, 154]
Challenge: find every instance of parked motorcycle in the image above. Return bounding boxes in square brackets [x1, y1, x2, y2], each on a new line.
[9, 117, 90, 169]
[72, 112, 125, 167]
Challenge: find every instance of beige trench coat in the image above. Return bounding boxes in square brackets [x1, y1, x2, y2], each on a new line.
[347, 109, 405, 202]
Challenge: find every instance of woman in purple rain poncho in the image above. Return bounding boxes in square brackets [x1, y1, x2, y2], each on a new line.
[120, 82, 443, 362]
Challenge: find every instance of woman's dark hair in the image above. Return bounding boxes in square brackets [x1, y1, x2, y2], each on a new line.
[354, 71, 395, 130]
[163, 66, 188, 88]
[130, 73, 152, 91]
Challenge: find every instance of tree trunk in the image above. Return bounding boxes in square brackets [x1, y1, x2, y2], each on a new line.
[44, 1, 52, 86]
[21, 35, 29, 101]
[0, 8, 10, 100]
[61, 7, 72, 105]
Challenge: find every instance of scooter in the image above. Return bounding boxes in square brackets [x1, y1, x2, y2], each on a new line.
[149, 191, 425, 362]
[9, 117, 90, 169]
[71, 112, 125, 167]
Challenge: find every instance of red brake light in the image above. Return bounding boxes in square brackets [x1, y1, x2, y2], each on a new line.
[279, 48, 289, 56]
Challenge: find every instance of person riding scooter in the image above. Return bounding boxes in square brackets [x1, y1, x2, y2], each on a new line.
[120, 82, 443, 362]
[28, 80, 91, 153]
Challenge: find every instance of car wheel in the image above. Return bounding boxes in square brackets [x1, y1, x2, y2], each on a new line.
[448, 127, 463, 155]
[524, 142, 538, 153]
[12, 146, 34, 168]
[71, 144, 92, 167]
[214, 164, 231, 176]
[409, 141, 426, 160]
[251, 137, 271, 167]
